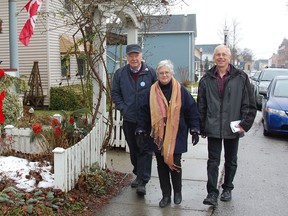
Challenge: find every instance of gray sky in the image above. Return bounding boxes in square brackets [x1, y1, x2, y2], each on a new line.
[171, 0, 288, 60]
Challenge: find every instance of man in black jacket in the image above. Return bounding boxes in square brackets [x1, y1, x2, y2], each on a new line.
[112, 44, 157, 196]
[197, 45, 257, 207]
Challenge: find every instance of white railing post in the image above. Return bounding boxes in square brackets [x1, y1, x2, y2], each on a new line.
[4, 125, 14, 136]
[100, 150, 106, 169]
[52, 147, 67, 192]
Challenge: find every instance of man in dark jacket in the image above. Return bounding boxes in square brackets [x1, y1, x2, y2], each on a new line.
[111, 44, 157, 196]
[197, 45, 257, 207]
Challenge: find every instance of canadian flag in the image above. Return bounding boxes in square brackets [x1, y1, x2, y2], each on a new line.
[19, 0, 44, 46]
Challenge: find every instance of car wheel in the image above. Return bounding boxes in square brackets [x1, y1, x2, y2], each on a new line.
[263, 128, 270, 136]
[256, 95, 262, 110]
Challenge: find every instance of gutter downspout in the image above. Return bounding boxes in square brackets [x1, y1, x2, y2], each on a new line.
[191, 31, 195, 82]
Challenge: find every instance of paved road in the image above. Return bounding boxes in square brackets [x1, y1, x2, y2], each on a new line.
[213, 112, 288, 216]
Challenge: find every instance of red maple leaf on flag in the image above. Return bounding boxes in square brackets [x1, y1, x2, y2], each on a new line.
[19, 0, 43, 46]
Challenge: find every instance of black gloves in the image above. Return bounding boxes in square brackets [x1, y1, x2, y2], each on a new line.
[200, 131, 207, 138]
[192, 132, 199, 145]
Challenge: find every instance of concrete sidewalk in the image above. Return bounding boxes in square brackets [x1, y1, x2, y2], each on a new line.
[98, 137, 222, 216]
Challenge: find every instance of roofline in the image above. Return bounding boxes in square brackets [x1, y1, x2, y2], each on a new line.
[138, 31, 196, 35]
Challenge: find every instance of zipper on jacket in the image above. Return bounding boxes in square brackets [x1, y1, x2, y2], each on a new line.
[228, 87, 231, 103]
[220, 96, 223, 138]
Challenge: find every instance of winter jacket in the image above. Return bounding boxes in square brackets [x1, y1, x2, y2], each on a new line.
[137, 82, 200, 153]
[112, 62, 157, 123]
[197, 64, 257, 139]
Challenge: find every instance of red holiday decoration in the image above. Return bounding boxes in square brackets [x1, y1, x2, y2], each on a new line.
[32, 123, 43, 134]
[69, 116, 75, 124]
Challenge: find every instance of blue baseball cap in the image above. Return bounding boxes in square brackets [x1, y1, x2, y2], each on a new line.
[126, 44, 142, 54]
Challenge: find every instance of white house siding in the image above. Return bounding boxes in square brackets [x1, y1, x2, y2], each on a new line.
[0, 0, 82, 106]
[0, 2, 16, 69]
[42, 0, 82, 98]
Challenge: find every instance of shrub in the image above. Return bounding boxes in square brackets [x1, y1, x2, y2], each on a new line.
[30, 109, 92, 151]
[50, 85, 85, 111]
[0, 69, 30, 127]
[3, 91, 23, 125]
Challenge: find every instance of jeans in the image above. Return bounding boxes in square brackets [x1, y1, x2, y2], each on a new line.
[206, 137, 239, 196]
[155, 153, 182, 197]
[123, 121, 152, 184]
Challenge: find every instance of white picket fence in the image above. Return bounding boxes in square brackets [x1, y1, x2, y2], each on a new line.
[111, 109, 129, 151]
[3, 110, 127, 153]
[52, 122, 106, 192]
[3, 119, 106, 192]
[3, 126, 43, 153]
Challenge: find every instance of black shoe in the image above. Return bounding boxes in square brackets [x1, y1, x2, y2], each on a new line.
[131, 178, 138, 188]
[174, 192, 182, 205]
[136, 184, 146, 196]
[203, 193, 218, 206]
[159, 197, 171, 208]
[220, 190, 232, 201]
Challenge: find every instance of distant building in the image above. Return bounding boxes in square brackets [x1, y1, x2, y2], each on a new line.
[276, 38, 288, 68]
[254, 59, 269, 71]
[269, 53, 278, 68]
[267, 38, 288, 68]
[195, 44, 219, 73]
[107, 14, 198, 82]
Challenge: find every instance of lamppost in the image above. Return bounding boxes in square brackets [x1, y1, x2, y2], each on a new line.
[224, 28, 228, 45]
[29, 107, 34, 123]
[200, 48, 203, 77]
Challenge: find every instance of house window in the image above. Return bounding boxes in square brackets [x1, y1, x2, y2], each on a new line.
[77, 57, 86, 76]
[64, 0, 73, 12]
[61, 56, 70, 78]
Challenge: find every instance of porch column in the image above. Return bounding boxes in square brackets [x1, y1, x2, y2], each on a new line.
[9, 0, 19, 77]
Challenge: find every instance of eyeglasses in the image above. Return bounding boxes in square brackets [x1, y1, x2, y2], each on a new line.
[158, 71, 171, 76]
[215, 53, 228, 57]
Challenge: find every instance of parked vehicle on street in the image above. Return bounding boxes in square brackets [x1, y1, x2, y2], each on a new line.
[249, 70, 259, 79]
[262, 75, 288, 136]
[250, 70, 261, 93]
[255, 68, 288, 109]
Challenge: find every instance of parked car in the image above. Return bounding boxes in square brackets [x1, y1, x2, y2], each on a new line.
[255, 68, 288, 109]
[249, 70, 259, 79]
[262, 75, 288, 136]
[250, 70, 261, 93]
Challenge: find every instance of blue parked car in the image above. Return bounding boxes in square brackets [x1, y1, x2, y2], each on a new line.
[262, 75, 288, 136]
[255, 68, 288, 110]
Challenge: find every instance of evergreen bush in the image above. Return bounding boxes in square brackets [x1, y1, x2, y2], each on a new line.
[50, 85, 85, 111]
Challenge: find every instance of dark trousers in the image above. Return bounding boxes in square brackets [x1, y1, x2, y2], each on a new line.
[155, 153, 182, 197]
[123, 121, 152, 184]
[206, 137, 239, 196]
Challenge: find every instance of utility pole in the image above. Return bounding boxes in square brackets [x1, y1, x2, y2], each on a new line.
[224, 28, 228, 45]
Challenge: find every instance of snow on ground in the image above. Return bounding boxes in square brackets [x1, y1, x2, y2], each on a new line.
[0, 156, 54, 192]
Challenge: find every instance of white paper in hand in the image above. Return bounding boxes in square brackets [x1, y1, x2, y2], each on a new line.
[230, 120, 241, 133]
